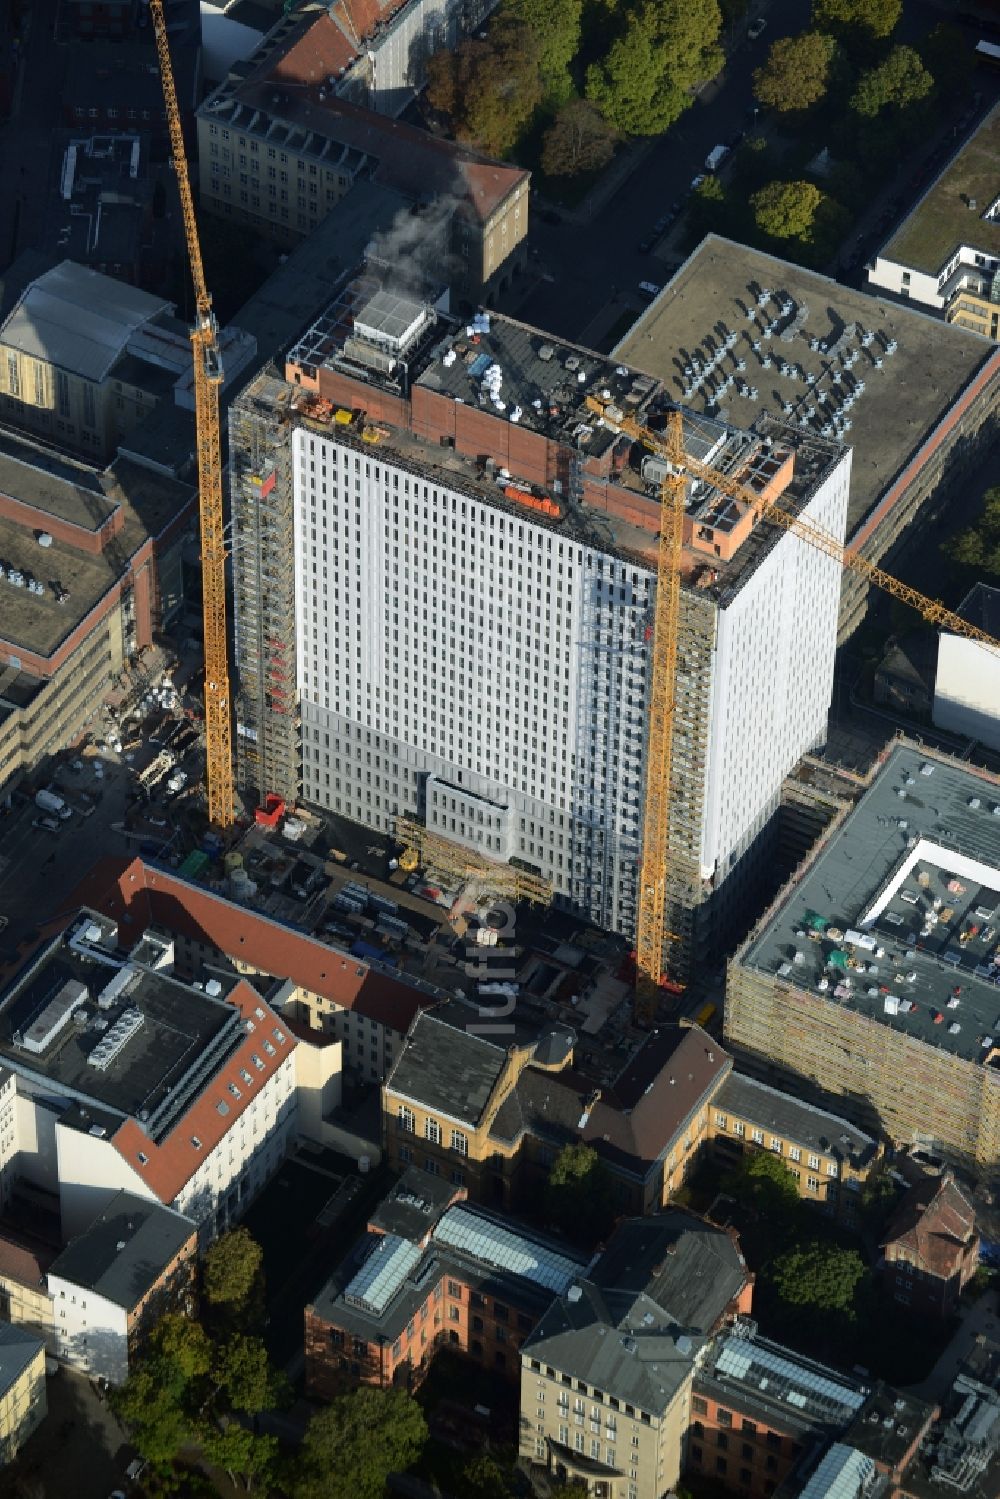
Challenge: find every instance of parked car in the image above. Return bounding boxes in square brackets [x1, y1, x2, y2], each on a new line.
[748, 17, 767, 40]
[32, 817, 60, 833]
[638, 281, 662, 300]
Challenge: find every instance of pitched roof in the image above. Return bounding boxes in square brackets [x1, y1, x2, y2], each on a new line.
[111, 978, 295, 1204]
[385, 1007, 508, 1126]
[881, 1174, 979, 1278]
[0, 262, 170, 382]
[0, 1322, 44, 1393]
[716, 1072, 877, 1169]
[48, 1190, 195, 1311]
[0, 1230, 56, 1290]
[66, 855, 438, 1036]
[523, 1212, 749, 1414]
[491, 1025, 731, 1178]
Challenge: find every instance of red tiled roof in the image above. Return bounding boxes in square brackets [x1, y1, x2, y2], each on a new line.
[881, 1174, 979, 1280]
[0, 1229, 57, 1288]
[112, 977, 295, 1204]
[66, 855, 436, 1036]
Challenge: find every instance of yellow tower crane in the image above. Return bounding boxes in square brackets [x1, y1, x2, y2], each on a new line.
[151, 0, 235, 829]
[586, 396, 1000, 1023]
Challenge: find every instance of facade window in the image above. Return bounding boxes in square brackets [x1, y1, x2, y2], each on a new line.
[397, 1105, 414, 1133]
[788, 1146, 801, 1163]
[808, 1154, 820, 1170]
[715, 1113, 727, 1129]
[751, 1128, 764, 1145]
[807, 1175, 820, 1193]
[717, 1408, 732, 1427]
[424, 1117, 441, 1145]
[450, 1129, 468, 1155]
[692, 1396, 708, 1415]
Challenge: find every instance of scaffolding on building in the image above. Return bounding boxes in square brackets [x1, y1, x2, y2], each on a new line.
[395, 815, 552, 906]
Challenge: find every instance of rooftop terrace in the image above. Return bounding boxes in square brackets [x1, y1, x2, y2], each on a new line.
[740, 743, 1000, 1066]
[881, 103, 1000, 275]
[615, 236, 995, 544]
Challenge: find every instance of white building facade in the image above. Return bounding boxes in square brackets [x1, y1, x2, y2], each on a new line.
[291, 428, 851, 939]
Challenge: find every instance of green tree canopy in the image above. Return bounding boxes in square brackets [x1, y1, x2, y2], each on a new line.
[111, 1365, 193, 1475]
[753, 32, 837, 112]
[770, 1240, 867, 1315]
[812, 0, 900, 38]
[292, 1387, 429, 1499]
[943, 486, 1000, 578]
[750, 179, 823, 241]
[426, 17, 543, 156]
[152, 1313, 213, 1385]
[201, 1423, 278, 1492]
[203, 1227, 264, 1316]
[214, 1334, 286, 1414]
[586, 0, 722, 136]
[461, 1452, 511, 1499]
[850, 45, 934, 117]
[503, 0, 582, 99]
[548, 1141, 615, 1239]
[724, 1147, 802, 1219]
[541, 99, 617, 177]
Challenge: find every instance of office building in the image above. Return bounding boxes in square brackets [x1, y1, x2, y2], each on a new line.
[0, 1323, 46, 1465]
[0, 911, 299, 1241]
[520, 1212, 753, 1497]
[0, 427, 195, 805]
[868, 104, 1000, 336]
[47, 1191, 197, 1384]
[933, 583, 1000, 750]
[616, 236, 1000, 641]
[305, 1166, 587, 1394]
[0, 260, 254, 461]
[232, 273, 850, 971]
[197, 19, 529, 298]
[726, 741, 1000, 1179]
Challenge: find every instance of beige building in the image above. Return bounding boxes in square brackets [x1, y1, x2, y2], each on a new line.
[196, 9, 530, 299]
[519, 1213, 753, 1499]
[0, 1323, 46, 1464]
[0, 1234, 55, 1354]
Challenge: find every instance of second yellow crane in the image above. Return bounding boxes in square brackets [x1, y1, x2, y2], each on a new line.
[587, 396, 1000, 1022]
[151, 0, 234, 829]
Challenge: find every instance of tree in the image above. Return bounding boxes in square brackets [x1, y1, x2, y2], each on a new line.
[152, 1313, 213, 1385]
[461, 1452, 510, 1499]
[503, 0, 583, 99]
[724, 1148, 802, 1219]
[753, 32, 837, 113]
[943, 486, 1000, 579]
[750, 179, 823, 241]
[214, 1334, 285, 1414]
[111, 1367, 192, 1473]
[292, 1387, 428, 1499]
[850, 45, 934, 117]
[812, 0, 900, 39]
[586, 0, 722, 136]
[920, 23, 973, 102]
[548, 1142, 614, 1240]
[541, 100, 617, 177]
[548, 1485, 589, 1499]
[770, 1241, 867, 1315]
[426, 17, 543, 156]
[201, 1423, 278, 1492]
[203, 1227, 264, 1317]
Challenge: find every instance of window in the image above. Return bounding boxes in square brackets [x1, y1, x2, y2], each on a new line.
[807, 1175, 821, 1193]
[450, 1129, 468, 1155]
[715, 1113, 727, 1129]
[424, 1117, 441, 1145]
[717, 1409, 732, 1428]
[751, 1128, 764, 1145]
[808, 1154, 820, 1170]
[717, 1432, 729, 1451]
[692, 1396, 708, 1415]
[398, 1105, 414, 1133]
[826, 1161, 838, 1177]
[447, 1280, 461, 1298]
[788, 1146, 801, 1163]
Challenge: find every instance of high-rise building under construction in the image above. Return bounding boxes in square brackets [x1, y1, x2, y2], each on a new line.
[231, 270, 851, 967]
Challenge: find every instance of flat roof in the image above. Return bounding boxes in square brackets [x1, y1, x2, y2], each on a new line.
[0, 918, 246, 1138]
[49, 1189, 194, 1310]
[881, 103, 1000, 275]
[386, 1008, 507, 1126]
[0, 438, 195, 660]
[614, 236, 995, 543]
[739, 743, 1000, 1065]
[695, 1330, 867, 1437]
[0, 262, 171, 383]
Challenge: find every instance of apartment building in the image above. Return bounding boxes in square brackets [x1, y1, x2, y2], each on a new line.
[868, 104, 1000, 336]
[47, 1191, 196, 1384]
[384, 1006, 729, 1213]
[520, 1213, 753, 1499]
[305, 1167, 587, 1395]
[0, 1324, 46, 1465]
[726, 741, 1000, 1180]
[708, 1074, 880, 1227]
[72, 852, 443, 1088]
[232, 273, 849, 974]
[880, 1172, 980, 1319]
[0, 1233, 56, 1352]
[616, 237, 1000, 643]
[0, 425, 195, 805]
[0, 911, 298, 1241]
[933, 583, 1000, 752]
[197, 13, 529, 299]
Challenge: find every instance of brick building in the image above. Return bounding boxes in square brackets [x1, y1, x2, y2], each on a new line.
[880, 1172, 980, 1319]
[305, 1167, 586, 1395]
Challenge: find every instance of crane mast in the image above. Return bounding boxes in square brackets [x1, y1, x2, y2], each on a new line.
[587, 397, 1000, 1016]
[150, 0, 235, 828]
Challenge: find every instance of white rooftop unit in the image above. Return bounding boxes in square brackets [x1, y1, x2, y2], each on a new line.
[20, 978, 88, 1054]
[87, 1007, 145, 1072]
[353, 289, 431, 357]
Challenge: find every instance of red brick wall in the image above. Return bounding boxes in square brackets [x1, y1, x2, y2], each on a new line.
[0, 492, 123, 554]
[688, 1392, 801, 1499]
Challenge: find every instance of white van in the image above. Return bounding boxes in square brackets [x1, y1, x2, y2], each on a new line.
[705, 144, 730, 172]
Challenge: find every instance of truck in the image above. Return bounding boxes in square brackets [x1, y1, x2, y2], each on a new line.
[35, 788, 72, 820]
[704, 144, 730, 172]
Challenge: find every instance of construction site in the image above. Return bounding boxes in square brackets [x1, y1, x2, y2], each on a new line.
[726, 739, 1000, 1180]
